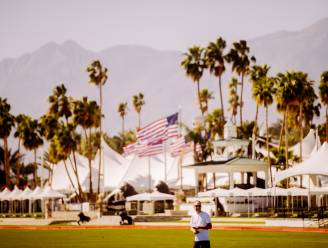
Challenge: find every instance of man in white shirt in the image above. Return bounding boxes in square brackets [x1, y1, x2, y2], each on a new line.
[190, 200, 212, 248]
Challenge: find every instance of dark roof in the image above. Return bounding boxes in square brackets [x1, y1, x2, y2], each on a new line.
[185, 157, 236, 167]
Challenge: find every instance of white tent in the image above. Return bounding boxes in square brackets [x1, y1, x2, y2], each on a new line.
[0, 188, 11, 200]
[310, 187, 328, 195]
[51, 154, 89, 192]
[5, 186, 22, 200]
[289, 129, 316, 160]
[126, 191, 175, 201]
[12, 187, 33, 200]
[116, 154, 167, 191]
[25, 186, 43, 200]
[166, 151, 196, 189]
[266, 186, 289, 196]
[41, 186, 65, 199]
[275, 142, 328, 184]
[246, 187, 268, 197]
[287, 187, 308, 196]
[228, 187, 248, 197]
[198, 187, 229, 197]
[94, 143, 129, 191]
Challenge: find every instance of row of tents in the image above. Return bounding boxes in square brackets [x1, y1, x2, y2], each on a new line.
[0, 186, 65, 201]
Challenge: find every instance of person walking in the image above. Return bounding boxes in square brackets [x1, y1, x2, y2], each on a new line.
[190, 200, 212, 248]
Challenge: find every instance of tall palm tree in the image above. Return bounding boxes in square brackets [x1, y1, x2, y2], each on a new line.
[87, 60, 108, 195]
[205, 37, 226, 118]
[228, 78, 240, 124]
[48, 84, 73, 122]
[292, 72, 315, 161]
[0, 98, 15, 187]
[225, 40, 256, 125]
[275, 71, 296, 168]
[20, 116, 44, 187]
[118, 102, 128, 135]
[250, 65, 271, 137]
[181, 46, 206, 115]
[199, 89, 214, 114]
[74, 97, 101, 195]
[252, 73, 275, 185]
[132, 93, 145, 128]
[319, 71, 328, 142]
[14, 114, 29, 186]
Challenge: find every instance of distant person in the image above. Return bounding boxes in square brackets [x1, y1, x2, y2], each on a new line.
[190, 200, 212, 248]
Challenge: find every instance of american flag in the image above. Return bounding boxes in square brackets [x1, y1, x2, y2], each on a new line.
[123, 113, 179, 157]
[138, 141, 164, 157]
[137, 112, 179, 143]
[169, 136, 193, 157]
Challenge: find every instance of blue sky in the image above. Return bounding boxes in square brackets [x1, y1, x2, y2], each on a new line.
[1, 0, 327, 59]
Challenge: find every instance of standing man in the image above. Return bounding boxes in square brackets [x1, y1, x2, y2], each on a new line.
[190, 200, 212, 248]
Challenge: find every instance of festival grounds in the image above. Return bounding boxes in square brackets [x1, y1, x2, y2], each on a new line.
[0, 226, 327, 248]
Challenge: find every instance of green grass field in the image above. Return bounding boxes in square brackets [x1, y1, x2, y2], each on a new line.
[0, 229, 327, 248]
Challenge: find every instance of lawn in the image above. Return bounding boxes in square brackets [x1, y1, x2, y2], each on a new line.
[0, 229, 327, 248]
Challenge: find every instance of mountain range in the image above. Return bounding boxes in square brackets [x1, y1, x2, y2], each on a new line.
[1, 17, 328, 136]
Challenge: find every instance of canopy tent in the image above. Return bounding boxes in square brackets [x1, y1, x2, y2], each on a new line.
[228, 187, 248, 197]
[246, 187, 268, 197]
[0, 188, 11, 200]
[166, 151, 196, 189]
[289, 129, 316, 160]
[41, 186, 66, 199]
[287, 187, 308, 196]
[5, 186, 22, 200]
[25, 186, 43, 200]
[51, 154, 89, 193]
[116, 154, 168, 191]
[310, 187, 328, 195]
[12, 187, 33, 200]
[198, 187, 229, 197]
[94, 143, 129, 191]
[275, 142, 328, 184]
[266, 186, 289, 196]
[126, 191, 175, 202]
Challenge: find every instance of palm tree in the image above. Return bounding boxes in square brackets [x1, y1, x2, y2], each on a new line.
[14, 114, 30, 186]
[48, 84, 73, 122]
[205, 37, 226, 118]
[275, 71, 297, 169]
[319, 71, 328, 142]
[292, 72, 315, 161]
[0, 98, 15, 187]
[228, 78, 240, 124]
[87, 60, 108, 195]
[74, 97, 101, 195]
[181, 46, 206, 115]
[19, 116, 43, 187]
[199, 89, 214, 114]
[225, 40, 256, 125]
[118, 102, 128, 135]
[250, 65, 271, 137]
[132, 93, 145, 128]
[252, 72, 276, 185]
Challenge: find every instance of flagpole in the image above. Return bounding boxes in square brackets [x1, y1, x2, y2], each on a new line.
[148, 155, 151, 192]
[164, 140, 167, 183]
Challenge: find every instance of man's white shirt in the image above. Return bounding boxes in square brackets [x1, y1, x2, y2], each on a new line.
[190, 211, 211, 241]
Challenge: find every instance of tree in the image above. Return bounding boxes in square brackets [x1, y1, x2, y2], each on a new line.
[48, 84, 73, 122]
[206, 109, 225, 139]
[252, 70, 276, 185]
[199, 89, 214, 114]
[87, 60, 108, 195]
[0, 98, 15, 187]
[181, 46, 206, 115]
[118, 102, 128, 135]
[205, 37, 226, 118]
[225, 40, 256, 125]
[19, 116, 43, 187]
[228, 78, 240, 124]
[132, 93, 145, 128]
[73, 97, 101, 195]
[319, 70, 328, 142]
[250, 64, 270, 136]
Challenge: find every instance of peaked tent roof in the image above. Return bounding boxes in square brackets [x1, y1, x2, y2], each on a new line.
[0, 188, 11, 200]
[126, 191, 175, 201]
[5, 186, 22, 200]
[290, 129, 316, 160]
[12, 186, 33, 200]
[41, 186, 66, 198]
[275, 142, 328, 184]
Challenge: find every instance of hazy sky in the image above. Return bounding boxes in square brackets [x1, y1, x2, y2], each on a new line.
[1, 0, 328, 60]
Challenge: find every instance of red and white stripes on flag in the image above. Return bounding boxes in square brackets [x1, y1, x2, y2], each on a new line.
[137, 112, 179, 143]
[123, 112, 180, 157]
[169, 136, 193, 157]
